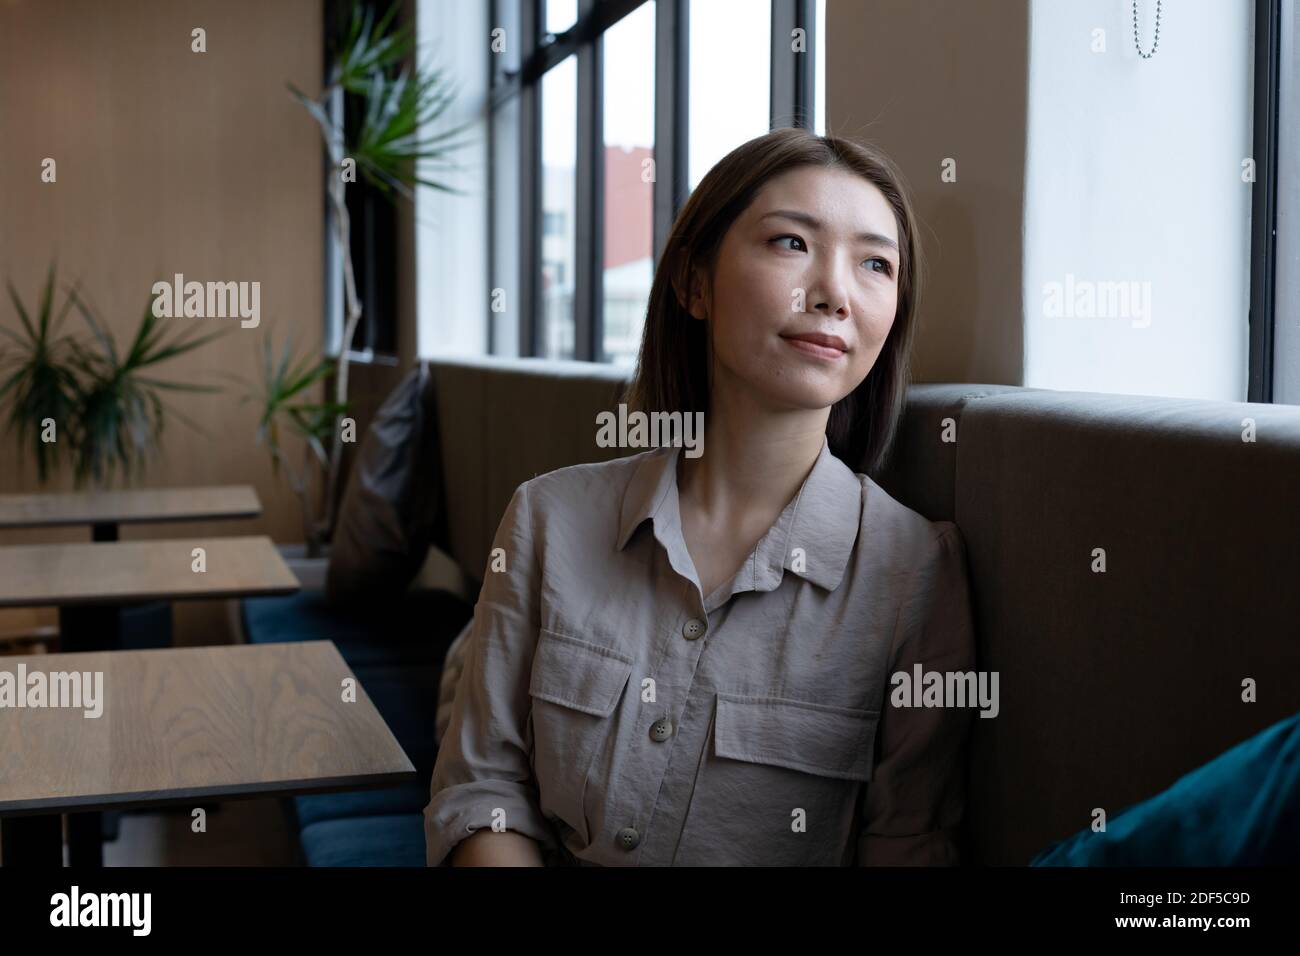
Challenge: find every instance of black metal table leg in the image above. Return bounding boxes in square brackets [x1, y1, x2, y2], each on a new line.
[0, 815, 63, 867]
[66, 813, 104, 867]
[50, 522, 172, 865]
[57, 603, 122, 869]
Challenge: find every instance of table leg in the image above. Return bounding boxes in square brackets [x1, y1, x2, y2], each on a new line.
[0, 815, 62, 867]
[58, 604, 123, 654]
[57, 603, 121, 869]
[54, 543, 171, 865]
[67, 813, 104, 867]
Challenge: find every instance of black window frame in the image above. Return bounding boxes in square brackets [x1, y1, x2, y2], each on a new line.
[488, 0, 817, 362]
[1248, 0, 1283, 403]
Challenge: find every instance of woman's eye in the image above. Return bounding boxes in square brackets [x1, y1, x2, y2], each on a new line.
[771, 235, 806, 252]
[770, 237, 894, 277]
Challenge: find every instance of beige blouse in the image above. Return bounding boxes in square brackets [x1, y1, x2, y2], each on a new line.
[424, 433, 976, 866]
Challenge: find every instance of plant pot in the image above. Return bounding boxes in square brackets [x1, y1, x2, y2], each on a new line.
[276, 542, 332, 593]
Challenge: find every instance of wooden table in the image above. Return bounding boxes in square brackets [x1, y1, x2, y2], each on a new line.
[0, 641, 416, 867]
[0, 485, 261, 541]
[0, 486, 266, 652]
[0, 535, 300, 865]
[0, 536, 299, 608]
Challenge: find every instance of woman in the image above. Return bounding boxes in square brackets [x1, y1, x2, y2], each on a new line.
[424, 127, 976, 866]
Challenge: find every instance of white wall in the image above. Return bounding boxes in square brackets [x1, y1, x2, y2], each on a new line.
[1023, 0, 1254, 400]
[825, 0, 1030, 386]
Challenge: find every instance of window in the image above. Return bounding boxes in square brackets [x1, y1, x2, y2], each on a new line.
[602, 1, 656, 366]
[543, 210, 566, 236]
[815, 0, 825, 136]
[546, 0, 578, 36]
[487, 0, 822, 362]
[540, 54, 578, 359]
[688, 0, 770, 192]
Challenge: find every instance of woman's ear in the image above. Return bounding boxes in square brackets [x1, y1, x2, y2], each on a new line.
[673, 261, 710, 322]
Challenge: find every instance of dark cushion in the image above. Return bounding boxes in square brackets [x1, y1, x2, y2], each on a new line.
[291, 661, 444, 832]
[1030, 710, 1300, 865]
[243, 589, 462, 842]
[300, 814, 426, 867]
[241, 588, 471, 668]
[117, 601, 173, 650]
[326, 362, 446, 606]
[293, 781, 432, 830]
[348, 662, 443, 773]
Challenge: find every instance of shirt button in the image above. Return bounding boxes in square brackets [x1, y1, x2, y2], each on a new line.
[616, 827, 640, 851]
[649, 717, 673, 742]
[682, 618, 707, 640]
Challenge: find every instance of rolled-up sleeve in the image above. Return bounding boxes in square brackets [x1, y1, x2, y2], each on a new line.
[856, 523, 977, 866]
[423, 480, 560, 866]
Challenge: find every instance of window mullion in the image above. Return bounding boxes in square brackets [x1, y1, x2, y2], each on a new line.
[520, 0, 542, 356]
[574, 0, 602, 361]
[654, 0, 689, 266]
[1248, 0, 1282, 402]
[770, 0, 815, 130]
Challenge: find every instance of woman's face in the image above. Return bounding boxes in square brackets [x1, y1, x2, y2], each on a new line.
[685, 165, 901, 415]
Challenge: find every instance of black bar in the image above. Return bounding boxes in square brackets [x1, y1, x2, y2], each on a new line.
[0, 866, 1293, 938]
[91, 521, 118, 542]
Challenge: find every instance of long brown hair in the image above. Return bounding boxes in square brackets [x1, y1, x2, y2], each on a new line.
[622, 127, 924, 478]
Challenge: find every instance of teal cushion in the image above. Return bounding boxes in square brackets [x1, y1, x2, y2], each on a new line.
[300, 814, 426, 867]
[292, 782, 431, 830]
[1031, 710, 1300, 865]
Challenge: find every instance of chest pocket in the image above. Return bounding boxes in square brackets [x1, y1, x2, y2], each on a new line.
[674, 692, 878, 865]
[528, 629, 634, 846]
[713, 692, 878, 781]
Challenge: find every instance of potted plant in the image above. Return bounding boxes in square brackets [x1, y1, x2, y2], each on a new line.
[1, 262, 223, 487]
[255, 0, 474, 564]
[242, 336, 342, 584]
[1, 263, 225, 659]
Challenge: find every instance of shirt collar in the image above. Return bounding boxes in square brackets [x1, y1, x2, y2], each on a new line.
[615, 433, 863, 594]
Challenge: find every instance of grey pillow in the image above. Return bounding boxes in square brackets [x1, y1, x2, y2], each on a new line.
[326, 362, 445, 606]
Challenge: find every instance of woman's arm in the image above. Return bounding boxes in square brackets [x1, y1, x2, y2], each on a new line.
[856, 523, 977, 865]
[451, 828, 546, 867]
[424, 480, 561, 866]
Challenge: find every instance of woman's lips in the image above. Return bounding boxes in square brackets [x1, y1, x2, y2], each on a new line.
[781, 335, 847, 360]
